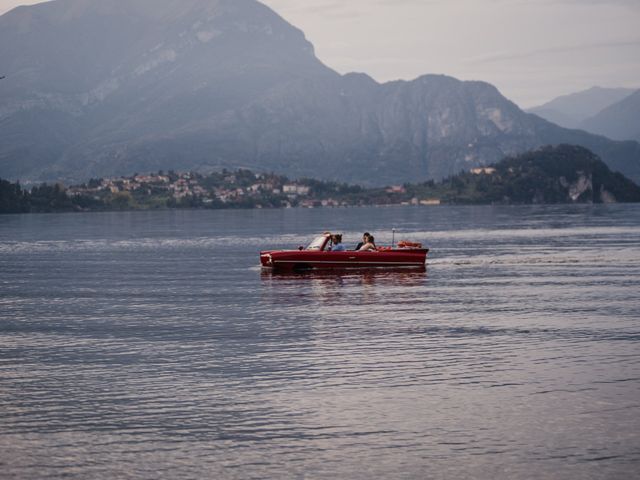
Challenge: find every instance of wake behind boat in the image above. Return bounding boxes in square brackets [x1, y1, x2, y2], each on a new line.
[260, 233, 428, 272]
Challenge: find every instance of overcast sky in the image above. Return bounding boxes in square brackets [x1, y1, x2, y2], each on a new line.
[1, 0, 638, 107]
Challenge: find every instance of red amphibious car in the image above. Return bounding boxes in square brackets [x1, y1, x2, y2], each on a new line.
[260, 233, 428, 272]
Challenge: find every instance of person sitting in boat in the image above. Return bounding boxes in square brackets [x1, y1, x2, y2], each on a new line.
[358, 234, 377, 252]
[355, 232, 370, 251]
[329, 234, 347, 251]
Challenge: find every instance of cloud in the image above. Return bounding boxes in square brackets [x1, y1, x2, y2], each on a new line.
[552, 0, 640, 7]
[465, 39, 640, 64]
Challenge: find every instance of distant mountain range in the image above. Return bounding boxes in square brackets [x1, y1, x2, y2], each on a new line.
[528, 86, 640, 143]
[580, 90, 640, 142]
[527, 87, 636, 129]
[1, 0, 640, 185]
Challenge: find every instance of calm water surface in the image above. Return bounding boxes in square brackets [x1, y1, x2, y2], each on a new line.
[1, 205, 639, 479]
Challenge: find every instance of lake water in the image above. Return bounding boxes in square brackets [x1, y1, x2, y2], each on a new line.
[1, 205, 639, 479]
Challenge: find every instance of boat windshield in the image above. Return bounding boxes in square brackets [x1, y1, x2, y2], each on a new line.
[306, 235, 328, 251]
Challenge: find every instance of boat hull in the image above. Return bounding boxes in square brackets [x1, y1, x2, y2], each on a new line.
[260, 249, 428, 272]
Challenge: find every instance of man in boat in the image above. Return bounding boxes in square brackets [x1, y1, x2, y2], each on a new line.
[329, 234, 346, 251]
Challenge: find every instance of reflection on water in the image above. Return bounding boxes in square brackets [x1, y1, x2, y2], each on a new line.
[261, 267, 427, 284]
[261, 268, 428, 306]
[1, 205, 640, 480]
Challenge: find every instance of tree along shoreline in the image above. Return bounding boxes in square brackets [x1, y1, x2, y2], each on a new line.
[2, 146, 640, 214]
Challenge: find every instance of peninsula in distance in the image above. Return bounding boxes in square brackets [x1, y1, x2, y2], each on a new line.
[0, 0, 640, 187]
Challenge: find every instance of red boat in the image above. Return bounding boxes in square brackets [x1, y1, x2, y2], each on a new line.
[260, 233, 428, 272]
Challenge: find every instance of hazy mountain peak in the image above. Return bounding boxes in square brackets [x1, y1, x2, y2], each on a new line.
[1, 0, 277, 21]
[1, 0, 311, 42]
[580, 90, 640, 142]
[528, 86, 637, 129]
[0, 0, 321, 93]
